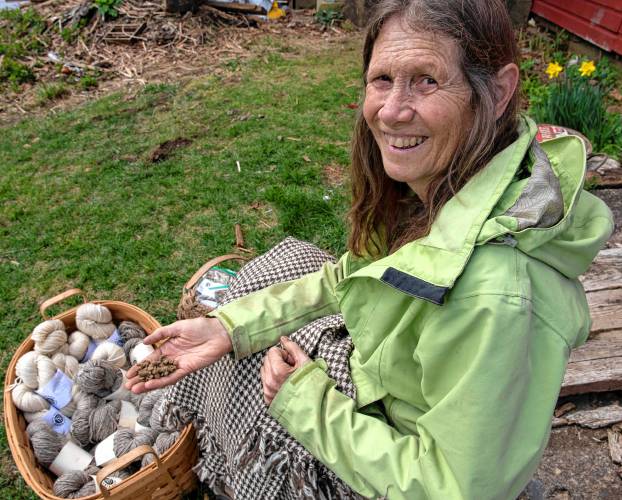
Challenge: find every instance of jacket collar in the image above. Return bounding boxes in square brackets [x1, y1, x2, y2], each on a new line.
[344, 116, 538, 305]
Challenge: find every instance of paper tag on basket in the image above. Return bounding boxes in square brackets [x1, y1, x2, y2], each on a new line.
[130, 342, 154, 365]
[93, 474, 124, 493]
[36, 370, 73, 410]
[104, 370, 131, 401]
[81, 339, 98, 362]
[50, 441, 93, 476]
[108, 328, 124, 347]
[42, 407, 72, 435]
[134, 421, 149, 433]
[94, 431, 117, 466]
[118, 400, 138, 429]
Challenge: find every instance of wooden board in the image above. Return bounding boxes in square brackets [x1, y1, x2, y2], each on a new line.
[561, 249, 622, 396]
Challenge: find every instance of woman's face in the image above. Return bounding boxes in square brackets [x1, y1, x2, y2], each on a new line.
[363, 17, 474, 200]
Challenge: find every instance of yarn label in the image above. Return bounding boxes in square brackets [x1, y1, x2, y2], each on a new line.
[42, 407, 71, 435]
[81, 339, 98, 362]
[93, 474, 123, 493]
[36, 369, 73, 410]
[108, 329, 124, 347]
[94, 431, 117, 466]
[49, 441, 93, 476]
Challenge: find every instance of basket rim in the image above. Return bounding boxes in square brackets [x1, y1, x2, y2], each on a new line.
[4, 299, 194, 500]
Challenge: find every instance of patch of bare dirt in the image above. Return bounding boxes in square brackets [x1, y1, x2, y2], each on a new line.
[322, 162, 347, 187]
[1, 3, 359, 125]
[149, 136, 192, 162]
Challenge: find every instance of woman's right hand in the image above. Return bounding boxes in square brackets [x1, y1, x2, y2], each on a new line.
[125, 316, 232, 394]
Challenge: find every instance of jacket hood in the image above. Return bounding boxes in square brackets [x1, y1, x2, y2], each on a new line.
[478, 117, 614, 279]
[345, 115, 613, 305]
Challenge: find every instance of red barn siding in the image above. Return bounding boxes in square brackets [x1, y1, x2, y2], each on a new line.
[532, 0, 622, 55]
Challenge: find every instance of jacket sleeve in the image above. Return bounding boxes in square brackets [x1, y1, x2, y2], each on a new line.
[269, 293, 570, 499]
[210, 254, 349, 359]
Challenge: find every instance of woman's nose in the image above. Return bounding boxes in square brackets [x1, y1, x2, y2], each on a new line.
[377, 85, 415, 126]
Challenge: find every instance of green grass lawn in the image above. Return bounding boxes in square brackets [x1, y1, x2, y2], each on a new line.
[0, 34, 362, 498]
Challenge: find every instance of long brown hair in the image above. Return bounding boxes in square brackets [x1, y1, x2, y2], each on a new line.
[348, 0, 520, 257]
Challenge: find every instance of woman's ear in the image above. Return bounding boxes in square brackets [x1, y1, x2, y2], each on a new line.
[493, 63, 519, 119]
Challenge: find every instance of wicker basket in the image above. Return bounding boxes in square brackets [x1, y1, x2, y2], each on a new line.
[4, 288, 198, 500]
[177, 254, 248, 320]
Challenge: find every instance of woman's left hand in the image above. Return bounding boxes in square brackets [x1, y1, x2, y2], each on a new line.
[261, 336, 311, 405]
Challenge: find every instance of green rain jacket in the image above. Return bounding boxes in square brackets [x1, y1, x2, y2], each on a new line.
[211, 117, 614, 500]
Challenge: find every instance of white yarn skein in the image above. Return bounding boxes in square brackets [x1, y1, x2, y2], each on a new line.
[76, 303, 115, 340]
[91, 342, 126, 369]
[16, 352, 57, 389]
[31, 319, 68, 357]
[52, 353, 80, 380]
[23, 409, 49, 423]
[11, 383, 49, 413]
[67, 330, 91, 360]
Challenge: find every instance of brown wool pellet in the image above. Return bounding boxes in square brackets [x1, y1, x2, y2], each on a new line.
[137, 356, 178, 382]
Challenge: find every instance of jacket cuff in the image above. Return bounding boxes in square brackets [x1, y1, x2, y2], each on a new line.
[269, 361, 329, 423]
[208, 309, 251, 360]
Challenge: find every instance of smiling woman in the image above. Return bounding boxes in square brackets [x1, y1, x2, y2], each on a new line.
[125, 1, 613, 499]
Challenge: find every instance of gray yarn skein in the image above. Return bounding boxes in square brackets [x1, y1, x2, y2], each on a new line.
[70, 394, 100, 448]
[141, 431, 180, 467]
[75, 359, 123, 398]
[118, 321, 146, 342]
[136, 389, 165, 427]
[53, 468, 97, 499]
[112, 428, 157, 459]
[29, 422, 67, 467]
[53, 466, 130, 499]
[91, 400, 122, 443]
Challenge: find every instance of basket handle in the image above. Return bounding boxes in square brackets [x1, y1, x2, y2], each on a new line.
[39, 288, 87, 319]
[183, 254, 248, 292]
[96, 445, 175, 497]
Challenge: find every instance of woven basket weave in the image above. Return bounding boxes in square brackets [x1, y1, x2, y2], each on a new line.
[177, 254, 248, 320]
[4, 288, 198, 500]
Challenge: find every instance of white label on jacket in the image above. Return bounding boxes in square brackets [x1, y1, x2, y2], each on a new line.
[81, 339, 98, 362]
[42, 407, 72, 435]
[108, 329, 124, 347]
[94, 431, 117, 466]
[130, 342, 154, 365]
[50, 441, 93, 476]
[36, 370, 73, 410]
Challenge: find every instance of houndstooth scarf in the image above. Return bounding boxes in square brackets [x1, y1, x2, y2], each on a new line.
[159, 238, 365, 500]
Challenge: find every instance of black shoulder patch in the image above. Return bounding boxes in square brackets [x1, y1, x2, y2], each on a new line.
[380, 267, 448, 305]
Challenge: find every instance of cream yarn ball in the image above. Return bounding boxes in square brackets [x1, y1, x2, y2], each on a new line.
[16, 352, 57, 389]
[52, 353, 80, 380]
[76, 303, 115, 340]
[91, 342, 126, 369]
[11, 383, 49, 413]
[67, 330, 91, 361]
[31, 319, 68, 357]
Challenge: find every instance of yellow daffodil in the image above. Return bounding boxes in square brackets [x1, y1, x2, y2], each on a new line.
[579, 60, 596, 77]
[545, 62, 563, 79]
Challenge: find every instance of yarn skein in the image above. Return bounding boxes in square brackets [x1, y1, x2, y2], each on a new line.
[28, 422, 68, 468]
[71, 394, 100, 448]
[53, 467, 129, 499]
[15, 351, 57, 389]
[11, 383, 49, 413]
[112, 427, 157, 460]
[31, 319, 68, 357]
[76, 303, 115, 340]
[91, 342, 126, 369]
[149, 395, 177, 433]
[51, 353, 80, 380]
[141, 431, 180, 467]
[118, 321, 146, 342]
[72, 399, 123, 446]
[122, 337, 142, 362]
[67, 330, 91, 361]
[136, 389, 165, 427]
[75, 359, 123, 398]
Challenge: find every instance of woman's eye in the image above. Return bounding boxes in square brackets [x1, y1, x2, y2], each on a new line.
[415, 76, 438, 93]
[370, 74, 392, 88]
